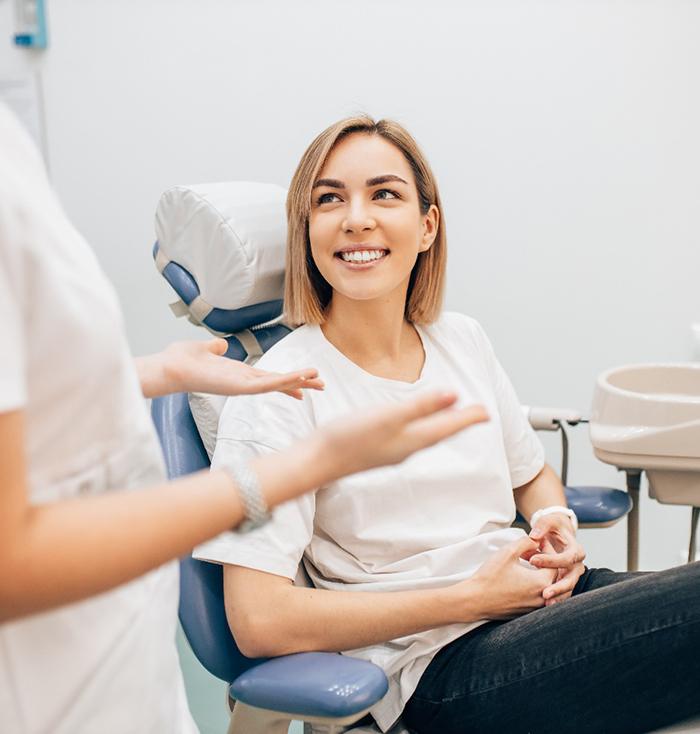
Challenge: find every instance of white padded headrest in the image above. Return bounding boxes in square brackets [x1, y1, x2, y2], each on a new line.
[154, 181, 288, 311]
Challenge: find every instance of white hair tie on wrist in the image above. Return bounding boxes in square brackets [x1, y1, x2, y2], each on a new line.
[530, 505, 578, 533]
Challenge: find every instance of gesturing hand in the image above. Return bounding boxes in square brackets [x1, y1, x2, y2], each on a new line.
[142, 338, 325, 399]
[320, 392, 489, 481]
[524, 513, 586, 606]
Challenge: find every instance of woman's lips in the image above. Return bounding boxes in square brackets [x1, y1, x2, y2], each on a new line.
[335, 247, 389, 270]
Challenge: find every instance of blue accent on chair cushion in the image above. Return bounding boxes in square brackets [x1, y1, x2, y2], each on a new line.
[564, 485, 633, 525]
[515, 485, 632, 525]
[152, 393, 267, 682]
[179, 555, 266, 682]
[230, 652, 389, 719]
[153, 242, 283, 333]
[151, 392, 209, 479]
[225, 325, 291, 361]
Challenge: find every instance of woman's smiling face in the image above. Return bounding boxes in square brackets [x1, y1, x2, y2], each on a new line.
[308, 132, 438, 305]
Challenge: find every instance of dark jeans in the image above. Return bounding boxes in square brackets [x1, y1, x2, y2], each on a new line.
[403, 562, 700, 734]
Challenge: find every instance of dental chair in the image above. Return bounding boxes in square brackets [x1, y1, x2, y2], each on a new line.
[150, 181, 643, 733]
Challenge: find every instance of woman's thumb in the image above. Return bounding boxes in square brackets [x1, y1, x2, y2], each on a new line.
[513, 535, 539, 558]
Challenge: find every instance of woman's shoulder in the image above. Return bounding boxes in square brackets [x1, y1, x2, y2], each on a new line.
[253, 323, 327, 371]
[426, 310, 489, 345]
[217, 325, 323, 440]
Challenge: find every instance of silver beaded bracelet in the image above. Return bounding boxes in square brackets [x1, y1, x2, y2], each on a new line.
[225, 461, 271, 533]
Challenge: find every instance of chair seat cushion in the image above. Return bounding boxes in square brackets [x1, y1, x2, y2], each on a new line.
[516, 486, 632, 526]
[229, 652, 389, 718]
[564, 485, 633, 525]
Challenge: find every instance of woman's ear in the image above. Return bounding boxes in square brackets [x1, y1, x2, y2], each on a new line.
[419, 204, 440, 252]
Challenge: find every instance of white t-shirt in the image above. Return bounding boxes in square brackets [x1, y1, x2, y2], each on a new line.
[194, 313, 545, 732]
[0, 104, 197, 734]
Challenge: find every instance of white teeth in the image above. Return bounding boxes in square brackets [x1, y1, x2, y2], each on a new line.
[339, 250, 387, 263]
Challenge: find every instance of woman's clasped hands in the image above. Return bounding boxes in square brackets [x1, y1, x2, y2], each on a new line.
[464, 537, 558, 620]
[525, 512, 587, 606]
[448, 515, 587, 623]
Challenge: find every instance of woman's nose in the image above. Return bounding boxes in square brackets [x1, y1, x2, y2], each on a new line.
[342, 199, 376, 233]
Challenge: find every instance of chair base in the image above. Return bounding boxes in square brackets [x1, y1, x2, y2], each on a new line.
[227, 699, 375, 734]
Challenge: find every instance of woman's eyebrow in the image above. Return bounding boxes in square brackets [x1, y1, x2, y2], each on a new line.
[366, 174, 408, 187]
[312, 174, 409, 189]
[313, 178, 345, 190]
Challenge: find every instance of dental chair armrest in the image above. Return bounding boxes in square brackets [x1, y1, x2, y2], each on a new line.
[522, 405, 585, 431]
[230, 652, 388, 720]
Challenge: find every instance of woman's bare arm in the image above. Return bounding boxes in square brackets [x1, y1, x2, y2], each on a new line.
[223, 566, 475, 658]
[224, 536, 558, 658]
[512, 463, 568, 523]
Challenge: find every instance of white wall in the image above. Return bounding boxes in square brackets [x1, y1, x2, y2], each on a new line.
[2, 0, 699, 571]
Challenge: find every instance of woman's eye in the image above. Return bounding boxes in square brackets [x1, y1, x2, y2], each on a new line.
[316, 192, 340, 205]
[374, 189, 400, 201]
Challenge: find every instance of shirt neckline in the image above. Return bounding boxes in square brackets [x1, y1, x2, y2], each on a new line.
[311, 322, 432, 390]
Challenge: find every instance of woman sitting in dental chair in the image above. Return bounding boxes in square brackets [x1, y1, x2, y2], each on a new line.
[194, 116, 700, 734]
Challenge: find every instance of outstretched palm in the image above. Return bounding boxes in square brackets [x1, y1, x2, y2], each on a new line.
[163, 338, 325, 399]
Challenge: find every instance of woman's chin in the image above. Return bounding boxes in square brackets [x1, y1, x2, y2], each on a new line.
[331, 281, 405, 304]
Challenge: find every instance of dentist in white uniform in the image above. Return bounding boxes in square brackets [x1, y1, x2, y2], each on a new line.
[0, 103, 486, 734]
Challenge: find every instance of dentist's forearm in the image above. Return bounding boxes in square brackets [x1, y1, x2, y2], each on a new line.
[134, 352, 172, 398]
[0, 411, 327, 622]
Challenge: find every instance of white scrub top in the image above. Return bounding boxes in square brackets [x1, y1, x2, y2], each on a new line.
[0, 104, 197, 734]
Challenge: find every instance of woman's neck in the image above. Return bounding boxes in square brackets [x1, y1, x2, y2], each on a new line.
[321, 292, 425, 382]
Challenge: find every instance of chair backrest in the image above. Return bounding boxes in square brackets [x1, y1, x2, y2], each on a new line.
[152, 181, 296, 683]
[152, 389, 274, 683]
[150, 392, 248, 682]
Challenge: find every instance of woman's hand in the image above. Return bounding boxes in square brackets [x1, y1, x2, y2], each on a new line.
[453, 537, 558, 621]
[526, 513, 587, 606]
[318, 391, 489, 482]
[136, 338, 325, 399]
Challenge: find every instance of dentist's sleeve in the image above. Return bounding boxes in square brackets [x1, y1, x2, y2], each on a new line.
[0, 195, 27, 412]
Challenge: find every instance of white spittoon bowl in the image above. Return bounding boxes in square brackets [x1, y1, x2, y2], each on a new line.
[590, 363, 700, 506]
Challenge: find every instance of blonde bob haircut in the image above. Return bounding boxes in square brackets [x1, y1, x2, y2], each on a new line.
[284, 115, 446, 326]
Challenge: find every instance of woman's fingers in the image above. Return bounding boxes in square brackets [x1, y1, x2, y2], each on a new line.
[511, 535, 541, 560]
[529, 526, 584, 569]
[529, 548, 579, 569]
[520, 535, 555, 562]
[530, 537, 586, 569]
[543, 563, 586, 605]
